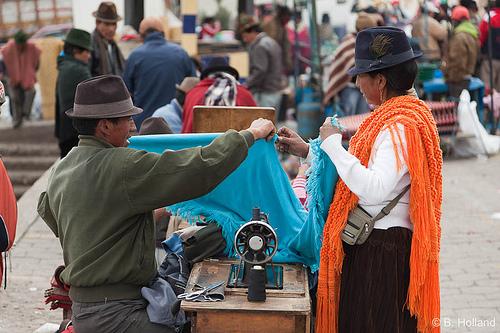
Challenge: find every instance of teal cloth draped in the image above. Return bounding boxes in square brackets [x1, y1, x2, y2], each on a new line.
[289, 138, 338, 272]
[129, 133, 338, 270]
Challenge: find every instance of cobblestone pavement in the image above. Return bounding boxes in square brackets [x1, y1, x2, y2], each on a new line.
[439, 154, 500, 332]
[0, 155, 499, 332]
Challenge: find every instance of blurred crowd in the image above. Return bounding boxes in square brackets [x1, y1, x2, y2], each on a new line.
[0, 0, 498, 158]
[323, 0, 500, 117]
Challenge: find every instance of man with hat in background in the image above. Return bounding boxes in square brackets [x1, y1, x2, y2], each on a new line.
[241, 22, 283, 114]
[181, 56, 257, 133]
[139, 114, 173, 135]
[37, 74, 275, 332]
[123, 16, 195, 130]
[1, 30, 41, 128]
[152, 76, 199, 134]
[55, 28, 92, 158]
[444, 5, 479, 98]
[90, 1, 125, 77]
[263, 5, 293, 74]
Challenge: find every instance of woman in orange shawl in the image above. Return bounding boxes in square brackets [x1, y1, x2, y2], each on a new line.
[277, 27, 442, 332]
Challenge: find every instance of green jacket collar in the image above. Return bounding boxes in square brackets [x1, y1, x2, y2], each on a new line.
[455, 21, 479, 38]
[78, 135, 115, 148]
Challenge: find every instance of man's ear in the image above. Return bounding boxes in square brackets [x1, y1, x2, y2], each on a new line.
[96, 119, 112, 137]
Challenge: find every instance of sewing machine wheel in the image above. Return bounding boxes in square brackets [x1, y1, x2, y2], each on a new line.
[234, 221, 278, 265]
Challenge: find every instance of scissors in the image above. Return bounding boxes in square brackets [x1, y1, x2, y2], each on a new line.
[177, 281, 225, 301]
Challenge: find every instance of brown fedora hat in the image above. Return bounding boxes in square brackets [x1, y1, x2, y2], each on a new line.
[66, 75, 142, 119]
[139, 117, 172, 135]
[93, 2, 122, 23]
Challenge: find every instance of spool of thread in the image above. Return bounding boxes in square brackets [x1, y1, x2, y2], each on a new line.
[247, 265, 266, 302]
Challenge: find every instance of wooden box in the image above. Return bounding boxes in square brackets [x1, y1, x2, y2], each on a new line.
[192, 106, 275, 133]
[181, 259, 311, 333]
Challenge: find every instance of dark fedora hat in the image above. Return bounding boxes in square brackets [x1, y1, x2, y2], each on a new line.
[93, 2, 122, 23]
[347, 26, 422, 76]
[66, 75, 142, 119]
[200, 56, 240, 80]
[64, 28, 93, 51]
[139, 117, 172, 135]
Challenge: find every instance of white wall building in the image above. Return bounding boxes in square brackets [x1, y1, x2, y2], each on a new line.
[73, 0, 420, 35]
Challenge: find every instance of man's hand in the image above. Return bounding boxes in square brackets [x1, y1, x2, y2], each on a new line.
[247, 118, 276, 141]
[275, 127, 309, 158]
[319, 117, 341, 141]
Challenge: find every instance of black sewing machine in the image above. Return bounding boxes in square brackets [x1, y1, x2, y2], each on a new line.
[227, 208, 283, 293]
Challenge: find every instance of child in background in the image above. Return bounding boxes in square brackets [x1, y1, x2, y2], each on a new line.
[292, 163, 309, 209]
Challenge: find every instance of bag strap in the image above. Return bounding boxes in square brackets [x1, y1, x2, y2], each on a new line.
[372, 185, 411, 223]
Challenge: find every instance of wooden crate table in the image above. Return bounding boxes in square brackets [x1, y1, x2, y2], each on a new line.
[181, 259, 311, 333]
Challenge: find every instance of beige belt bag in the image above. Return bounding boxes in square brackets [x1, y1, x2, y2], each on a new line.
[341, 185, 410, 245]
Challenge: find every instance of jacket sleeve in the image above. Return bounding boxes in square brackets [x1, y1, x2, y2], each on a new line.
[445, 35, 468, 82]
[37, 192, 59, 237]
[90, 39, 100, 77]
[122, 54, 136, 96]
[320, 125, 409, 205]
[479, 19, 488, 47]
[60, 66, 92, 113]
[431, 18, 447, 42]
[246, 44, 269, 90]
[123, 130, 255, 213]
[183, 51, 196, 77]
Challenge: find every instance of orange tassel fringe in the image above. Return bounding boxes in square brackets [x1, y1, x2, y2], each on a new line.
[316, 96, 442, 333]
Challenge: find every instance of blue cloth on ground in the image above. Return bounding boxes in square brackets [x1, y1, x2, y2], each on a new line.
[129, 133, 338, 270]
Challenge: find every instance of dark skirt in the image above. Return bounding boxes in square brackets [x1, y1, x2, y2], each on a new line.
[338, 227, 417, 333]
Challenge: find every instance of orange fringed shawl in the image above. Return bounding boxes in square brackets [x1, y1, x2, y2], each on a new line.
[315, 95, 443, 333]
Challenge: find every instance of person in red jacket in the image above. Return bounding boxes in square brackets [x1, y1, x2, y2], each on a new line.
[479, 0, 500, 92]
[181, 56, 257, 133]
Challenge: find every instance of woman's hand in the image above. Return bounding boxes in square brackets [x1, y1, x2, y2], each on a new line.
[320, 117, 341, 141]
[276, 127, 309, 158]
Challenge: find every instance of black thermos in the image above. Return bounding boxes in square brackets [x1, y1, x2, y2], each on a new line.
[247, 265, 266, 302]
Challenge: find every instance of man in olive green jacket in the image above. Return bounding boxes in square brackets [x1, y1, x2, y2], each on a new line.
[37, 75, 275, 333]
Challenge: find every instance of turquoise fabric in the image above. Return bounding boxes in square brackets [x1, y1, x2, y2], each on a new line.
[288, 115, 341, 271]
[129, 133, 338, 269]
[288, 138, 338, 272]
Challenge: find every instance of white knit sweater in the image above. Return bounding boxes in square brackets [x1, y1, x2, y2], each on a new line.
[319, 124, 412, 230]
